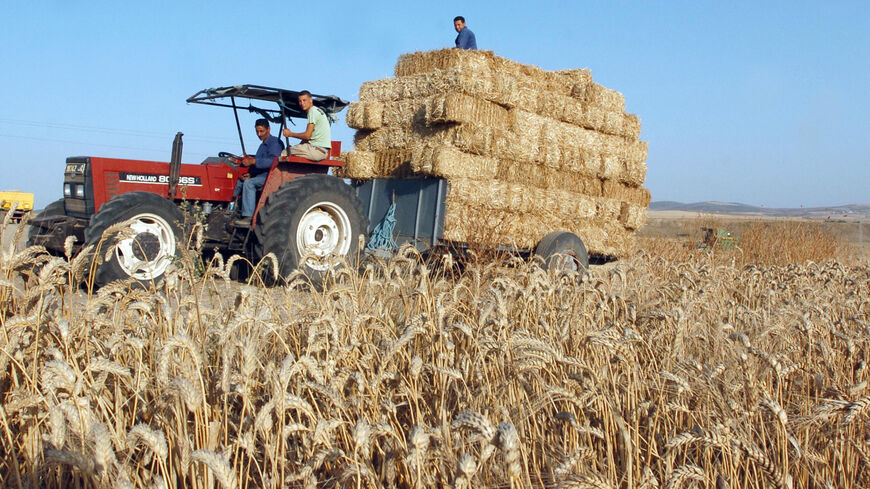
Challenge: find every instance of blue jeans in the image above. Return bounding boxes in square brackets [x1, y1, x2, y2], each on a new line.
[233, 172, 268, 217]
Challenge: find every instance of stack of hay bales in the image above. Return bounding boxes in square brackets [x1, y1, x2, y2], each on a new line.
[342, 49, 650, 257]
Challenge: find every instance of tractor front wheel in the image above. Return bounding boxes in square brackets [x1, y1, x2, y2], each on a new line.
[84, 192, 184, 288]
[256, 174, 368, 285]
[27, 199, 66, 250]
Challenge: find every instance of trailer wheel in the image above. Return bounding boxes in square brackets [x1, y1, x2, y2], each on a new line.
[27, 199, 66, 249]
[85, 192, 184, 288]
[256, 174, 368, 285]
[535, 231, 589, 272]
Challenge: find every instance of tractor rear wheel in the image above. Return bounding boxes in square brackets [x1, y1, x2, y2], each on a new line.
[256, 174, 368, 285]
[84, 192, 184, 288]
[534, 231, 589, 272]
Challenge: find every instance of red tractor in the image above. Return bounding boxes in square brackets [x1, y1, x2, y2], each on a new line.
[28, 85, 369, 287]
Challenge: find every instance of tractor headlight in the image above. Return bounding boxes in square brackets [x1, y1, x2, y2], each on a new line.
[74, 185, 85, 198]
[63, 183, 72, 197]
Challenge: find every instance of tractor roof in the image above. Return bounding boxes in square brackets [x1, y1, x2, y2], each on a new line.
[186, 85, 349, 125]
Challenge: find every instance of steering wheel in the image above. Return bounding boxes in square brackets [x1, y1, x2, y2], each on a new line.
[217, 151, 241, 168]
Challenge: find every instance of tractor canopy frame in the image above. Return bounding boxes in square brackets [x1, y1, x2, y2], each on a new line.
[186, 84, 349, 154]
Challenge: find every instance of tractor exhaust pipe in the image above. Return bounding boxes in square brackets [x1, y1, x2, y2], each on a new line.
[169, 132, 183, 199]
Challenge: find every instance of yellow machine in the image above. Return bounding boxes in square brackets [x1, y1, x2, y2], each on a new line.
[0, 190, 35, 222]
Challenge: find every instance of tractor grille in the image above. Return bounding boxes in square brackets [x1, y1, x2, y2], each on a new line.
[64, 157, 95, 217]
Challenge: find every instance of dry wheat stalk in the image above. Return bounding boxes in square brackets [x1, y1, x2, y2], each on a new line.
[191, 450, 237, 489]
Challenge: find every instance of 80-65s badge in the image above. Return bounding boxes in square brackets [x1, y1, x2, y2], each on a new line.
[119, 172, 202, 186]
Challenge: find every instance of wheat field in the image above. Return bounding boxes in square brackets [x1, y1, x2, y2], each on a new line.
[1, 215, 868, 489]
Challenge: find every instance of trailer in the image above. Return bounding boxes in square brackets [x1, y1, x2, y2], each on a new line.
[0, 191, 34, 223]
[354, 177, 589, 271]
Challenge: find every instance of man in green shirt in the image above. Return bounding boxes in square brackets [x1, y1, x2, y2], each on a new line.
[282, 90, 331, 161]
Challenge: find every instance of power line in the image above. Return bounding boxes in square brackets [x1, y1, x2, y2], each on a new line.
[0, 133, 212, 161]
[0, 118, 238, 144]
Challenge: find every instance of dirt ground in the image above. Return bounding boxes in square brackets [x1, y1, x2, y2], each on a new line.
[641, 210, 870, 258]
[6, 212, 868, 273]
[1, 223, 27, 252]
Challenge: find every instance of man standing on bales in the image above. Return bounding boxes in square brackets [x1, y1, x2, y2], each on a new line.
[233, 119, 283, 227]
[283, 90, 332, 162]
[454, 16, 477, 50]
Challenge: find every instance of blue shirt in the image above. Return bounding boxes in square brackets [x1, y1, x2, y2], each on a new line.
[455, 27, 477, 50]
[251, 135, 284, 176]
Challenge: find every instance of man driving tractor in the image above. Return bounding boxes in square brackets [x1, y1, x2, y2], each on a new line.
[232, 118, 283, 227]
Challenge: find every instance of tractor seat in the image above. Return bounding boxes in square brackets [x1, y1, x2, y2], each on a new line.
[279, 141, 342, 165]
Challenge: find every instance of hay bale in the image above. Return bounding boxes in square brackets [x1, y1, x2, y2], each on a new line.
[347, 99, 429, 130]
[411, 144, 499, 180]
[395, 49, 593, 99]
[551, 69, 594, 97]
[495, 158, 602, 196]
[425, 93, 511, 129]
[359, 69, 499, 104]
[354, 125, 444, 152]
[602, 180, 652, 207]
[441, 204, 538, 250]
[441, 195, 635, 257]
[345, 102, 384, 130]
[542, 93, 640, 139]
[395, 49, 495, 78]
[343, 149, 414, 179]
[446, 178, 598, 222]
[582, 83, 626, 113]
[343, 150, 376, 178]
[619, 140, 648, 186]
[354, 123, 518, 162]
[619, 202, 647, 230]
[596, 197, 623, 222]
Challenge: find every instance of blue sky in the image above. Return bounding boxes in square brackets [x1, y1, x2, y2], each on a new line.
[1, 1, 868, 208]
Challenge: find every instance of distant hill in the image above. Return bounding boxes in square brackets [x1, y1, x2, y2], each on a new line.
[649, 201, 870, 220]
